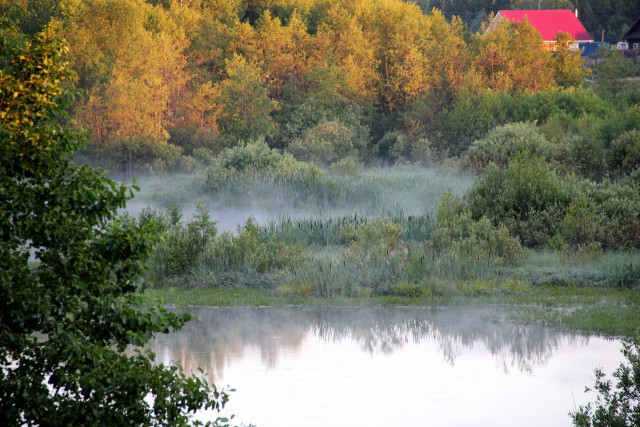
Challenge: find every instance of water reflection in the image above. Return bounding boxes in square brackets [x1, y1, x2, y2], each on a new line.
[151, 306, 591, 382]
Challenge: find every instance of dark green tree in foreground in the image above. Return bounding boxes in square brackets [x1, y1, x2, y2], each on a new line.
[0, 21, 229, 426]
[571, 334, 640, 427]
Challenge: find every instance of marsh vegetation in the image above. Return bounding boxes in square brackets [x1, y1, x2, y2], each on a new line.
[130, 162, 640, 336]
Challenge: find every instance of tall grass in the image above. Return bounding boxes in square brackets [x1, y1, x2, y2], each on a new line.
[278, 243, 499, 297]
[261, 212, 434, 246]
[515, 250, 640, 288]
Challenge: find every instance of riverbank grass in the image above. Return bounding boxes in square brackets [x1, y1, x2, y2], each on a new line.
[143, 283, 640, 336]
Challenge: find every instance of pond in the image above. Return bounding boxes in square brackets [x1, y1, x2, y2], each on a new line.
[151, 306, 623, 427]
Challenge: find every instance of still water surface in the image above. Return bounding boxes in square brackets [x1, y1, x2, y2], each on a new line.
[151, 306, 622, 427]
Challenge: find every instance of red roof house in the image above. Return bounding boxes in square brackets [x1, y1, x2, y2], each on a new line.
[486, 10, 593, 47]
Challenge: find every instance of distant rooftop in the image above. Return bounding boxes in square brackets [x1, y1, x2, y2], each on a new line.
[496, 10, 593, 42]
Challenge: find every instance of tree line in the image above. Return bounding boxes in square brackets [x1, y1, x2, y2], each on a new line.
[2, 0, 597, 172]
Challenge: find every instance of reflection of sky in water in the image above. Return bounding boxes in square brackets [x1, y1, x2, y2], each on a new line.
[151, 306, 622, 427]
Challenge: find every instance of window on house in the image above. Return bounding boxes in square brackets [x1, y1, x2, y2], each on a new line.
[634, 42, 640, 49]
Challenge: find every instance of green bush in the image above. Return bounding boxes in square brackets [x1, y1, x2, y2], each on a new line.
[609, 130, 640, 177]
[465, 150, 640, 249]
[146, 207, 305, 288]
[390, 282, 427, 297]
[432, 191, 523, 264]
[215, 137, 281, 173]
[466, 122, 554, 172]
[204, 138, 322, 196]
[466, 153, 573, 247]
[144, 203, 218, 279]
[388, 134, 433, 165]
[330, 156, 365, 175]
[341, 219, 405, 255]
[563, 134, 607, 180]
[559, 198, 604, 247]
[287, 120, 369, 165]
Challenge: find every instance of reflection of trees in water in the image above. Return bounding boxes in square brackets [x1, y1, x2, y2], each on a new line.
[151, 306, 590, 382]
[309, 307, 588, 373]
[153, 308, 308, 383]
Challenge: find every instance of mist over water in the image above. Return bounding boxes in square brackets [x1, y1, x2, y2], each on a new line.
[122, 167, 475, 232]
[152, 306, 623, 427]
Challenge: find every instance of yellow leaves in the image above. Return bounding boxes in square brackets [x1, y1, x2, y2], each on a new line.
[474, 19, 555, 93]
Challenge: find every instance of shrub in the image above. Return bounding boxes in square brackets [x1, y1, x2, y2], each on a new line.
[204, 138, 322, 195]
[432, 191, 524, 264]
[390, 282, 427, 297]
[466, 153, 573, 247]
[215, 137, 280, 172]
[566, 134, 607, 180]
[571, 335, 640, 427]
[609, 130, 640, 177]
[466, 122, 553, 172]
[287, 120, 368, 165]
[560, 198, 604, 247]
[330, 156, 364, 175]
[273, 152, 322, 181]
[389, 134, 433, 164]
[145, 203, 218, 279]
[341, 219, 405, 255]
[84, 139, 183, 175]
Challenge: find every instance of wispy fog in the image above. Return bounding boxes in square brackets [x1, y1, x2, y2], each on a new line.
[121, 167, 475, 232]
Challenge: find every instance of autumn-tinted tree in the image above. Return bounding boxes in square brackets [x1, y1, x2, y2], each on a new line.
[216, 54, 277, 145]
[473, 18, 554, 93]
[67, 0, 189, 148]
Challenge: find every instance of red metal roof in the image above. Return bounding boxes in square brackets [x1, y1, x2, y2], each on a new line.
[498, 10, 593, 42]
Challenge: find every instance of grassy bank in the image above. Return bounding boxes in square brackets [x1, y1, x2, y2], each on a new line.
[143, 283, 640, 337]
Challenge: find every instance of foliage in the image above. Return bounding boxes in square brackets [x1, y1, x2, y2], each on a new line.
[432, 191, 524, 264]
[593, 50, 636, 103]
[466, 122, 554, 172]
[204, 138, 322, 196]
[0, 22, 228, 426]
[473, 19, 554, 93]
[330, 156, 364, 175]
[467, 153, 570, 246]
[571, 334, 640, 427]
[465, 151, 640, 249]
[142, 203, 218, 277]
[287, 119, 368, 165]
[215, 54, 277, 145]
[14, 0, 601, 169]
[386, 132, 433, 165]
[609, 130, 640, 178]
[146, 207, 304, 288]
[85, 138, 184, 176]
[552, 32, 588, 89]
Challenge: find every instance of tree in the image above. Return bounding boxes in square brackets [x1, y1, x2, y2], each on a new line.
[551, 32, 588, 89]
[593, 49, 633, 103]
[67, 0, 190, 146]
[0, 21, 228, 426]
[216, 54, 277, 145]
[473, 19, 554, 93]
[571, 334, 640, 427]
